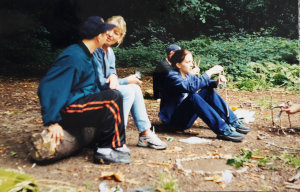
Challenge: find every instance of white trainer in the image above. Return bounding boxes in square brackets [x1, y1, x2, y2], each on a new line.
[137, 132, 168, 149]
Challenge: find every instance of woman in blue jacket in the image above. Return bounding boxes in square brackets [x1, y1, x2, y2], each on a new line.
[93, 16, 167, 150]
[159, 49, 250, 142]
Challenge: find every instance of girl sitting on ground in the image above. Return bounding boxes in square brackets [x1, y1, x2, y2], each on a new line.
[93, 16, 167, 152]
[159, 49, 250, 142]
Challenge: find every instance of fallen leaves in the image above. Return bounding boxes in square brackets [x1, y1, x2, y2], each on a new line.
[98, 165, 111, 169]
[186, 151, 197, 157]
[125, 179, 140, 185]
[100, 172, 140, 185]
[134, 160, 144, 165]
[243, 162, 257, 167]
[205, 175, 222, 183]
[148, 161, 172, 168]
[162, 146, 182, 154]
[35, 120, 43, 124]
[0, 147, 7, 153]
[251, 155, 264, 159]
[101, 171, 125, 182]
[236, 183, 246, 187]
[231, 106, 238, 111]
[146, 164, 159, 168]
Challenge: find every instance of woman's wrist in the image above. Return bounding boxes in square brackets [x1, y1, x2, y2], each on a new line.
[205, 70, 212, 78]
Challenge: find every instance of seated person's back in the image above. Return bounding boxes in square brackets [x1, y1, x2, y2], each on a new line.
[153, 45, 180, 100]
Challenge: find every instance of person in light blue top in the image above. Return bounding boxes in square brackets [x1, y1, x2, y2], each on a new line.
[93, 16, 167, 150]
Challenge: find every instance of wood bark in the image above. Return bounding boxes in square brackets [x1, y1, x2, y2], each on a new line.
[29, 127, 96, 164]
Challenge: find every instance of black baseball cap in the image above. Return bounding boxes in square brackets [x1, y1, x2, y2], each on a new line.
[80, 16, 116, 39]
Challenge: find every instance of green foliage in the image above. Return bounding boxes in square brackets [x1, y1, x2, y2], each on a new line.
[0, 169, 39, 192]
[253, 96, 279, 109]
[280, 153, 300, 169]
[154, 171, 180, 192]
[115, 36, 299, 92]
[226, 149, 252, 168]
[0, 26, 56, 66]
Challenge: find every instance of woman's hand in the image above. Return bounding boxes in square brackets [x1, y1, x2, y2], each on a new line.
[127, 74, 141, 84]
[206, 65, 224, 77]
[48, 123, 64, 146]
[283, 103, 300, 114]
[106, 74, 119, 89]
[191, 68, 200, 76]
[216, 75, 227, 85]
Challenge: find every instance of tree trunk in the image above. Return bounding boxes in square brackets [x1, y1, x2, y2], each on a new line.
[29, 127, 96, 164]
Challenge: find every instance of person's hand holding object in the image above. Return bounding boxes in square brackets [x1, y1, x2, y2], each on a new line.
[206, 65, 223, 77]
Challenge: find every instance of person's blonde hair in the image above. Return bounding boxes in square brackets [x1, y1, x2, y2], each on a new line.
[106, 16, 126, 47]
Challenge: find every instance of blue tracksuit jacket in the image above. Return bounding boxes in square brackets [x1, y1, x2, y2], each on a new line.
[158, 70, 217, 125]
[38, 42, 100, 126]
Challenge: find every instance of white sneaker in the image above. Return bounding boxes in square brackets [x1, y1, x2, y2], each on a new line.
[137, 132, 168, 149]
[114, 144, 131, 155]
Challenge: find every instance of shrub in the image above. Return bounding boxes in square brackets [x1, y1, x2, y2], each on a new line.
[0, 26, 55, 66]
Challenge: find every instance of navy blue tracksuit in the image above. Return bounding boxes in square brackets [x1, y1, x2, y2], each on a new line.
[159, 70, 238, 134]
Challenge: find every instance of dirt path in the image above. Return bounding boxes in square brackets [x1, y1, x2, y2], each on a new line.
[0, 70, 300, 191]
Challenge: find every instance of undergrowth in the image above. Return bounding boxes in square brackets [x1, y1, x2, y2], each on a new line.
[154, 171, 180, 192]
[114, 36, 299, 93]
[227, 149, 300, 170]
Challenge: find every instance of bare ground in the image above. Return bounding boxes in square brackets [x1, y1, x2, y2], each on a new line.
[0, 68, 300, 191]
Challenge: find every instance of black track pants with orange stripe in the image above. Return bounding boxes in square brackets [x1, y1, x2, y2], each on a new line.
[59, 90, 125, 148]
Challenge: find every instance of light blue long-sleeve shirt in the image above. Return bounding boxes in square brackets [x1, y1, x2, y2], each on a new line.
[93, 47, 128, 90]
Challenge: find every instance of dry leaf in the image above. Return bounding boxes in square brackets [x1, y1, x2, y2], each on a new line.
[236, 183, 246, 187]
[99, 165, 111, 169]
[148, 160, 172, 168]
[243, 162, 257, 167]
[146, 164, 159, 168]
[204, 177, 214, 181]
[114, 172, 125, 182]
[205, 175, 222, 183]
[231, 106, 238, 111]
[125, 179, 140, 185]
[220, 183, 227, 188]
[290, 145, 294, 148]
[134, 160, 144, 165]
[163, 168, 170, 173]
[263, 185, 272, 190]
[213, 175, 223, 183]
[35, 120, 43, 124]
[101, 172, 125, 182]
[251, 155, 264, 159]
[101, 171, 115, 177]
[173, 146, 182, 151]
[163, 149, 179, 154]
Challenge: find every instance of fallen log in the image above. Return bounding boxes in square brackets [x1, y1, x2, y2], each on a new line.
[29, 127, 96, 164]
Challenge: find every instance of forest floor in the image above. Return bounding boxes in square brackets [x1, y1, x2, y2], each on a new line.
[0, 67, 300, 192]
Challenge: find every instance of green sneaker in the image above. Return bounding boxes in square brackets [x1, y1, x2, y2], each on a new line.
[217, 125, 245, 142]
[231, 120, 251, 134]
